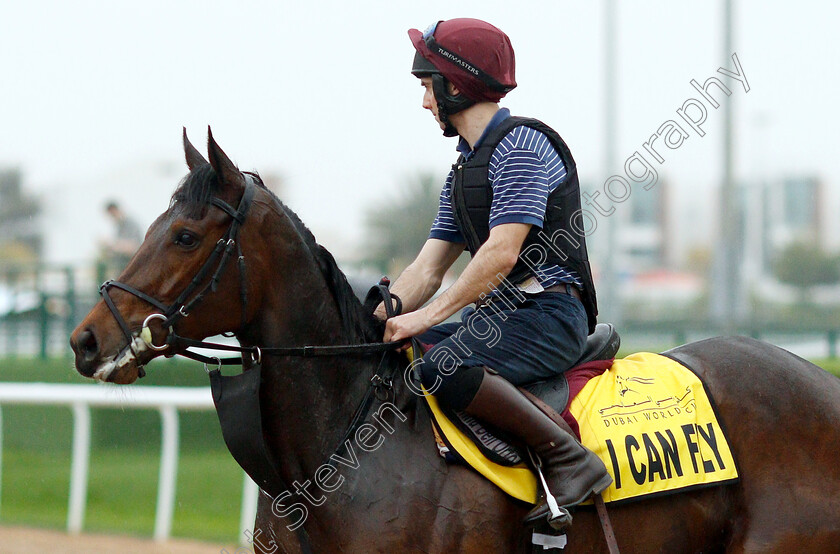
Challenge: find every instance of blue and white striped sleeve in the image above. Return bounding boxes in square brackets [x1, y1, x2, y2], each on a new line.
[428, 170, 466, 243]
[487, 127, 567, 230]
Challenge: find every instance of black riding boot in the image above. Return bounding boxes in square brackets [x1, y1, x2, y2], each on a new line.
[463, 370, 613, 528]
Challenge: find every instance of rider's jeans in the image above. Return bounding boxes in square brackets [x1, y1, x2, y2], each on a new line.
[416, 289, 588, 391]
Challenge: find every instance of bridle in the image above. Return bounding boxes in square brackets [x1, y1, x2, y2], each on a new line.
[98, 171, 401, 375]
[99, 172, 257, 374]
[98, 167, 410, 554]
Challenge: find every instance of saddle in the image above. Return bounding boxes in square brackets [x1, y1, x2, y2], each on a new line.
[434, 323, 621, 467]
[523, 323, 621, 414]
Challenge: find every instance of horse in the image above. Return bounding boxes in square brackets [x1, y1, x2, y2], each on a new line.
[70, 130, 840, 553]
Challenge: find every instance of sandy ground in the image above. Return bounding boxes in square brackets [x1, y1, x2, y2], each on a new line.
[0, 526, 244, 554]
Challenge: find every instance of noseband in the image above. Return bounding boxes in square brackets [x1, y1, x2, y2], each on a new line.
[99, 173, 258, 373]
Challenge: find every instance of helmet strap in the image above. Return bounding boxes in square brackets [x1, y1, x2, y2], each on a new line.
[431, 74, 475, 137]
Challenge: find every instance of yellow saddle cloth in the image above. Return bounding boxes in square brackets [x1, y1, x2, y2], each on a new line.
[423, 351, 739, 505]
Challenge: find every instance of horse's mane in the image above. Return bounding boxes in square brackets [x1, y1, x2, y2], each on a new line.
[171, 165, 384, 343]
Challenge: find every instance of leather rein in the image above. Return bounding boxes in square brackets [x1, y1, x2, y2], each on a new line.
[98, 172, 402, 374]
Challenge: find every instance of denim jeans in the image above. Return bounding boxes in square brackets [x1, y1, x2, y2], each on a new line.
[416, 289, 588, 392]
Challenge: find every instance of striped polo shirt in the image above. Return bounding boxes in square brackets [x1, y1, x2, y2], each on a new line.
[429, 108, 582, 289]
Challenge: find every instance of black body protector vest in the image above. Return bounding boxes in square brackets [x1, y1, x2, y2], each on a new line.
[450, 116, 598, 333]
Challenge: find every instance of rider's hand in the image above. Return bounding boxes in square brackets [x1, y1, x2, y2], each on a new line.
[373, 304, 387, 321]
[383, 309, 434, 350]
[373, 298, 402, 321]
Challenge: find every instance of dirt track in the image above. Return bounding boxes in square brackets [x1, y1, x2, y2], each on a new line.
[0, 526, 243, 554]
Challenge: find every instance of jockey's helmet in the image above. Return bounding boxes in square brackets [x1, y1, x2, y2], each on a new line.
[408, 18, 517, 136]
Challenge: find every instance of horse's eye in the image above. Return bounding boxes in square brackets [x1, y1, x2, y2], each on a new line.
[174, 231, 198, 248]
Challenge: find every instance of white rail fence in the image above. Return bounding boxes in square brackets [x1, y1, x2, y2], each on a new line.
[0, 383, 259, 543]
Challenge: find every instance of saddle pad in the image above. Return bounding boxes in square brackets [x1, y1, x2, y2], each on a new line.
[440, 404, 526, 466]
[424, 390, 539, 504]
[570, 352, 739, 503]
[419, 349, 738, 506]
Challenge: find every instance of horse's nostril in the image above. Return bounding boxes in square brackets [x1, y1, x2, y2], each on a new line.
[79, 329, 99, 359]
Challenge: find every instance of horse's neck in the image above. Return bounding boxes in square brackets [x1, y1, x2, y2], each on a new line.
[240, 244, 381, 479]
[240, 238, 456, 547]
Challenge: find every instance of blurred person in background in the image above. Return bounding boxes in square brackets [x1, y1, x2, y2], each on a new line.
[100, 200, 142, 271]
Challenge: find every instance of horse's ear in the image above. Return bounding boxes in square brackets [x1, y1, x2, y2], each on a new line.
[206, 126, 244, 188]
[183, 127, 208, 170]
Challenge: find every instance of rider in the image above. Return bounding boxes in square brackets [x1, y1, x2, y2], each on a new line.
[380, 18, 611, 526]
[101, 200, 143, 271]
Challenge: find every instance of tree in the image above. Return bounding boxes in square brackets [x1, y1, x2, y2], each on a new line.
[363, 173, 458, 275]
[773, 240, 840, 299]
[0, 168, 42, 267]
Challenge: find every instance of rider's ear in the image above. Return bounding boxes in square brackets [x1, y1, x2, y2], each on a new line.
[206, 126, 245, 189]
[183, 127, 208, 171]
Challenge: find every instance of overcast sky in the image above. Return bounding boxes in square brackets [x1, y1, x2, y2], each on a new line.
[1, 0, 838, 263]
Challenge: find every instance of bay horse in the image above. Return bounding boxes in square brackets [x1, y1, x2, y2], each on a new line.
[70, 130, 840, 553]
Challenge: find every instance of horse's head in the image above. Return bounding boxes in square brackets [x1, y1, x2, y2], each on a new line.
[70, 129, 275, 383]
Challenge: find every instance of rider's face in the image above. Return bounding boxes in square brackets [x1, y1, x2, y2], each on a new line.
[420, 77, 445, 131]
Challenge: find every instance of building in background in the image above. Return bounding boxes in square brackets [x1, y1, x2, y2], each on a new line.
[584, 179, 706, 317]
[586, 173, 834, 319]
[741, 175, 833, 303]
